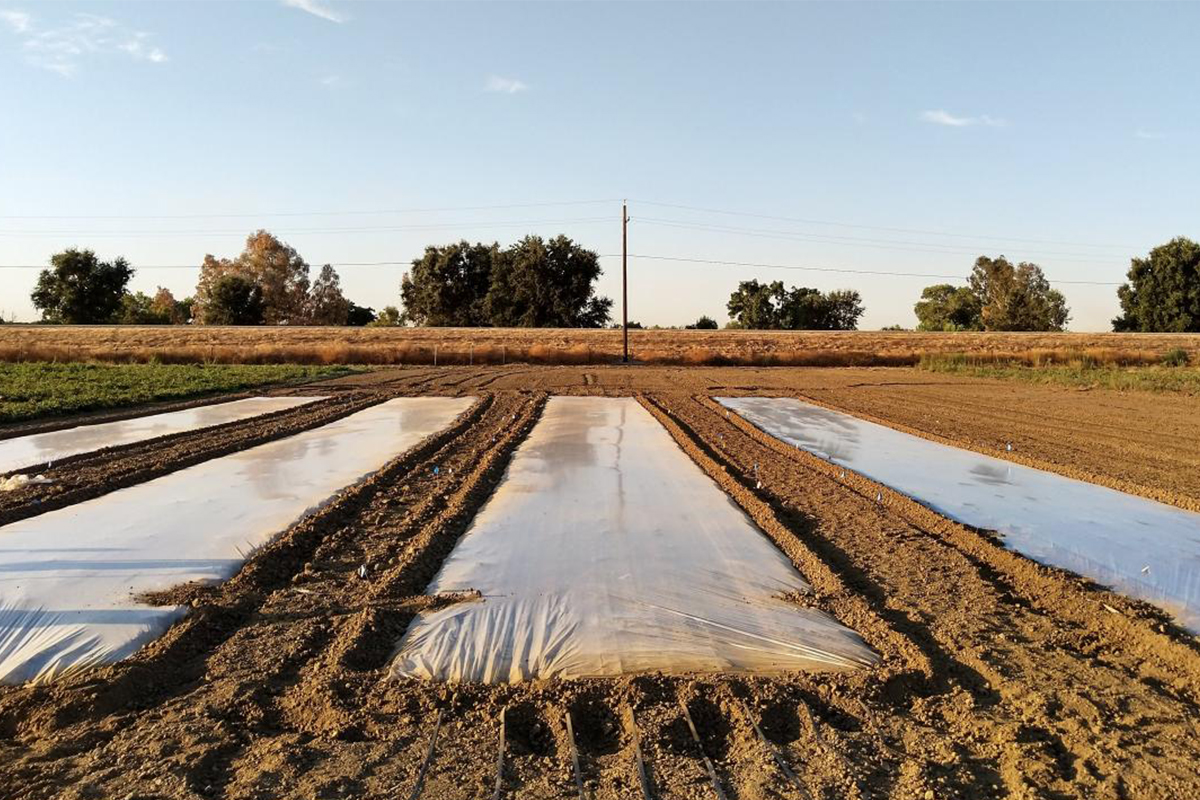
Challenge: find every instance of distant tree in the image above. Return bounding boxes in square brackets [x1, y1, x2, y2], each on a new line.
[969, 256, 1069, 331]
[176, 296, 195, 324]
[201, 275, 265, 325]
[686, 315, 719, 330]
[726, 281, 864, 330]
[305, 264, 350, 325]
[399, 241, 496, 326]
[194, 231, 311, 324]
[880, 324, 908, 331]
[1113, 237, 1200, 332]
[107, 286, 190, 325]
[117, 291, 171, 324]
[726, 280, 784, 329]
[913, 284, 983, 331]
[31, 249, 133, 324]
[150, 286, 191, 324]
[814, 289, 864, 330]
[367, 305, 402, 327]
[780, 287, 830, 329]
[150, 287, 177, 323]
[484, 235, 612, 327]
[346, 302, 376, 326]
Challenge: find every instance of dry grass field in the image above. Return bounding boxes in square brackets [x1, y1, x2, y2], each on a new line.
[1, 324, 1198, 367]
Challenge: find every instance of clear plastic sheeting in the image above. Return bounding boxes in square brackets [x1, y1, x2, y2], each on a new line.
[0, 397, 474, 684]
[0, 396, 324, 475]
[391, 397, 877, 684]
[718, 396, 1200, 633]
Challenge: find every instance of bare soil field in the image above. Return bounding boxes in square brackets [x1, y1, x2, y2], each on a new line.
[2, 325, 1199, 366]
[2, 366, 1199, 800]
[326, 365, 1200, 510]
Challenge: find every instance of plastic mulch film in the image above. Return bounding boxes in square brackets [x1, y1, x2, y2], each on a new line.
[718, 396, 1200, 634]
[0, 397, 475, 684]
[391, 397, 878, 683]
[0, 396, 325, 476]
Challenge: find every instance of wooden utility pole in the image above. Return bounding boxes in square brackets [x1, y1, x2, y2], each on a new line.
[622, 200, 629, 363]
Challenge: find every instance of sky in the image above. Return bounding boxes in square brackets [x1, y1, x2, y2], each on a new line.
[1, 0, 1198, 330]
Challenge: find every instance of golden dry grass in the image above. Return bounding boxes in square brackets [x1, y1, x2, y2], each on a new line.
[0, 325, 1197, 367]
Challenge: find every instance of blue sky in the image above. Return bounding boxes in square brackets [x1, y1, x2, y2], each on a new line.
[1, 1, 1197, 329]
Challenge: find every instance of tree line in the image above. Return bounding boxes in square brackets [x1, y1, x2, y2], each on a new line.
[25, 231, 1200, 332]
[913, 256, 1070, 331]
[398, 236, 612, 327]
[911, 237, 1199, 333]
[31, 231, 385, 327]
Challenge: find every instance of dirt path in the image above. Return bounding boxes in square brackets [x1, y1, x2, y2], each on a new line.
[2, 367, 1199, 799]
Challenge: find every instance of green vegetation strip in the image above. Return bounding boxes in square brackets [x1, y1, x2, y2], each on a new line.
[0, 363, 353, 424]
[919, 355, 1200, 394]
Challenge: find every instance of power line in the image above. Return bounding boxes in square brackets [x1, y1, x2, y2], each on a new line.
[609, 254, 1124, 286]
[635, 217, 1126, 264]
[0, 195, 1143, 254]
[0, 216, 614, 237]
[631, 199, 1137, 250]
[0, 198, 623, 221]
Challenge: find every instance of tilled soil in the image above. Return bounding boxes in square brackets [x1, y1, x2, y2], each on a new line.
[324, 365, 1200, 509]
[1, 366, 1198, 800]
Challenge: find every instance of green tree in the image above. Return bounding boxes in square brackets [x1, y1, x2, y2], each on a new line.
[822, 289, 866, 330]
[175, 296, 195, 324]
[367, 305, 402, 327]
[201, 275, 265, 325]
[726, 280, 786, 329]
[194, 231, 311, 324]
[913, 284, 983, 331]
[31, 249, 133, 324]
[686, 315, 719, 330]
[346, 303, 376, 326]
[1113, 237, 1200, 332]
[726, 281, 864, 330]
[117, 291, 171, 324]
[399, 241, 496, 326]
[484, 235, 612, 327]
[305, 264, 350, 325]
[969, 256, 1069, 331]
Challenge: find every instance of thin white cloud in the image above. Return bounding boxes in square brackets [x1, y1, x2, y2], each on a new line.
[282, 0, 345, 24]
[921, 109, 1006, 128]
[119, 32, 167, 64]
[486, 74, 529, 94]
[0, 9, 31, 33]
[0, 10, 168, 76]
[319, 73, 340, 87]
[1135, 128, 1165, 140]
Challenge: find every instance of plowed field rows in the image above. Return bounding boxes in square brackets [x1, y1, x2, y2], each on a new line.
[2, 365, 1197, 800]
